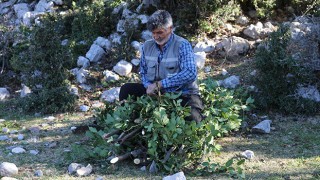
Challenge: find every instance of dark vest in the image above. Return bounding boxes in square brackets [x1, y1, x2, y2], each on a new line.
[143, 34, 199, 94]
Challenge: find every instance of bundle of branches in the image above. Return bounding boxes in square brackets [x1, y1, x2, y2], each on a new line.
[85, 79, 253, 173]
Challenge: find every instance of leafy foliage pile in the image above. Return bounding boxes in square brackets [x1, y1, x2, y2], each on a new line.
[253, 26, 320, 114]
[79, 79, 252, 175]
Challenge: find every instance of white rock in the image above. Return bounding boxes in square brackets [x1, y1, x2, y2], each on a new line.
[85, 44, 106, 62]
[163, 171, 186, 180]
[250, 70, 257, 76]
[220, 36, 250, 57]
[76, 164, 92, 176]
[12, 147, 26, 154]
[0, 88, 10, 100]
[221, 69, 228, 76]
[221, 75, 240, 89]
[131, 41, 142, 51]
[194, 41, 215, 53]
[101, 87, 121, 103]
[94, 37, 111, 51]
[61, 39, 68, 46]
[68, 163, 83, 174]
[20, 84, 31, 98]
[0, 162, 18, 177]
[252, 120, 272, 133]
[137, 14, 148, 24]
[109, 32, 122, 45]
[103, 70, 120, 81]
[243, 24, 262, 39]
[13, 3, 29, 19]
[79, 84, 92, 92]
[204, 66, 211, 73]
[76, 68, 89, 84]
[194, 51, 206, 69]
[1, 177, 18, 180]
[77, 56, 90, 68]
[70, 68, 79, 76]
[113, 60, 132, 76]
[17, 134, 24, 140]
[34, 169, 43, 177]
[141, 30, 152, 41]
[0, 135, 9, 141]
[131, 59, 140, 66]
[2, 127, 9, 133]
[236, 16, 249, 25]
[70, 126, 77, 130]
[140, 166, 146, 171]
[52, 0, 63, 5]
[116, 19, 126, 33]
[241, 150, 255, 159]
[43, 116, 55, 120]
[35, 0, 54, 12]
[79, 105, 90, 112]
[69, 86, 79, 96]
[296, 85, 320, 102]
[149, 160, 158, 173]
[30, 150, 39, 155]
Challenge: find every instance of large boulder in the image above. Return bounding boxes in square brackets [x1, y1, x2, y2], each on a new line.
[0, 162, 18, 177]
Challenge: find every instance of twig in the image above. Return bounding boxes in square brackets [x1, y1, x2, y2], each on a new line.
[161, 146, 176, 163]
[102, 130, 121, 139]
[119, 127, 142, 144]
[110, 149, 143, 164]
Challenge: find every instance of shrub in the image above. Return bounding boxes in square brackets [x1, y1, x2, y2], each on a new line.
[76, 78, 252, 174]
[10, 14, 76, 114]
[253, 25, 319, 114]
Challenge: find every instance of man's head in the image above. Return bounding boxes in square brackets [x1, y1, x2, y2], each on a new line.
[147, 10, 173, 46]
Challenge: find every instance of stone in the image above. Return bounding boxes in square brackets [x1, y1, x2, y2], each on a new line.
[163, 171, 186, 180]
[68, 163, 83, 174]
[101, 87, 120, 103]
[30, 150, 39, 155]
[43, 116, 55, 120]
[34, 170, 43, 177]
[0, 88, 10, 100]
[0, 135, 9, 141]
[1, 177, 18, 180]
[34, 0, 54, 12]
[221, 75, 240, 89]
[141, 30, 152, 41]
[131, 41, 142, 51]
[61, 39, 68, 46]
[94, 37, 111, 51]
[103, 70, 120, 81]
[12, 147, 26, 154]
[76, 164, 93, 176]
[85, 44, 106, 62]
[28, 126, 41, 134]
[17, 134, 24, 140]
[2, 127, 9, 133]
[220, 36, 250, 57]
[137, 14, 148, 24]
[252, 120, 272, 134]
[149, 160, 158, 173]
[131, 59, 140, 66]
[194, 41, 215, 53]
[20, 84, 31, 98]
[0, 162, 18, 177]
[109, 32, 122, 45]
[76, 68, 89, 84]
[113, 60, 132, 76]
[241, 150, 255, 159]
[194, 51, 206, 69]
[236, 16, 249, 25]
[116, 20, 126, 33]
[221, 69, 228, 76]
[79, 105, 90, 112]
[77, 56, 90, 68]
[296, 85, 320, 102]
[13, 3, 29, 19]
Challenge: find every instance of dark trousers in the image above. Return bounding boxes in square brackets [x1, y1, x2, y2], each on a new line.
[119, 83, 204, 123]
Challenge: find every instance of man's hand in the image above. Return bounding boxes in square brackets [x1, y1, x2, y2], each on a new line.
[146, 83, 157, 95]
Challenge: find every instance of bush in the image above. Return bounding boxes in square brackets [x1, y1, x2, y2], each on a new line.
[253, 25, 319, 114]
[76, 78, 252, 174]
[10, 14, 76, 114]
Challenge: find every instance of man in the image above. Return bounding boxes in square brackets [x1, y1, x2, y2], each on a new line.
[119, 10, 203, 122]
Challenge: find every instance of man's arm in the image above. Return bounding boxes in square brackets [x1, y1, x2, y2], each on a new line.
[140, 45, 152, 88]
[161, 40, 197, 89]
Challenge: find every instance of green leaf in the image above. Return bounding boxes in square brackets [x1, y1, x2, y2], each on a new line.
[246, 97, 254, 104]
[89, 127, 97, 133]
[237, 159, 245, 165]
[225, 159, 234, 167]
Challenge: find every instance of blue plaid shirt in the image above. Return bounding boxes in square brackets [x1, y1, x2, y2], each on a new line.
[140, 33, 197, 93]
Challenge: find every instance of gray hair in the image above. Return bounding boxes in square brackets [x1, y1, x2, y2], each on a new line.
[147, 10, 173, 31]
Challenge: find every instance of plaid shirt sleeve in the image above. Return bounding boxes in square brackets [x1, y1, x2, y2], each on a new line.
[139, 45, 151, 88]
[161, 40, 197, 89]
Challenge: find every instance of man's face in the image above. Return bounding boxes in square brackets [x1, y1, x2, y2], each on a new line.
[152, 27, 172, 46]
